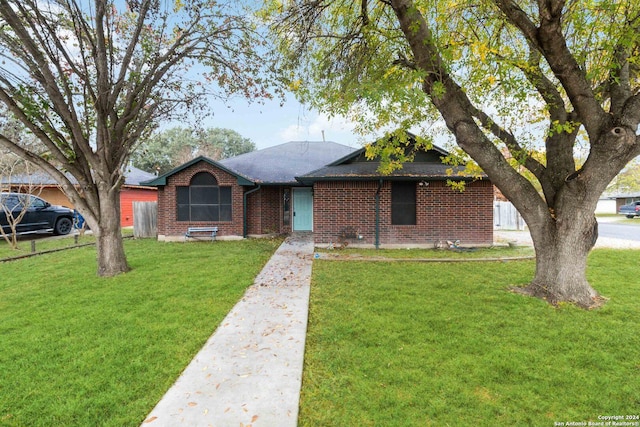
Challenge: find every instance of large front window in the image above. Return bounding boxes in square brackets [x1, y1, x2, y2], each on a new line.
[177, 172, 232, 221]
[391, 181, 416, 225]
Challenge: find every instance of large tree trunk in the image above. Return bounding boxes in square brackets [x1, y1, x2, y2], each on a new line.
[519, 211, 601, 308]
[387, 0, 640, 308]
[95, 186, 130, 277]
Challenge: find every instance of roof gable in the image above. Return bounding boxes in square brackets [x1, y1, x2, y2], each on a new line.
[141, 156, 254, 186]
[296, 133, 481, 183]
[326, 132, 449, 167]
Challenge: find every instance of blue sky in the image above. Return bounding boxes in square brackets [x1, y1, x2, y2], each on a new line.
[196, 95, 366, 150]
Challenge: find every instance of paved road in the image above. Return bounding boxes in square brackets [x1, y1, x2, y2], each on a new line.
[598, 220, 640, 242]
[495, 217, 640, 249]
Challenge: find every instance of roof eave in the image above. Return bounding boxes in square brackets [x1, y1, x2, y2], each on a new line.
[296, 175, 486, 184]
[141, 156, 256, 187]
[324, 133, 452, 167]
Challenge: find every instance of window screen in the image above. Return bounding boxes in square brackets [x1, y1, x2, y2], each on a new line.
[176, 172, 232, 221]
[391, 182, 416, 225]
[283, 188, 291, 225]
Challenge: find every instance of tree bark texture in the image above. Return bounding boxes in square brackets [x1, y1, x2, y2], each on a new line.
[388, 0, 640, 308]
[95, 184, 130, 277]
[525, 208, 600, 307]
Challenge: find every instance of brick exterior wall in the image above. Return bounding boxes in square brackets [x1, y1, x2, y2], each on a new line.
[246, 186, 285, 235]
[156, 160, 493, 245]
[157, 162, 244, 238]
[313, 180, 494, 246]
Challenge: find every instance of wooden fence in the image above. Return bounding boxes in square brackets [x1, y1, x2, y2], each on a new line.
[133, 201, 157, 238]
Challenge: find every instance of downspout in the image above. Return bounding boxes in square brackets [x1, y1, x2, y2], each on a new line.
[243, 185, 261, 238]
[375, 179, 382, 249]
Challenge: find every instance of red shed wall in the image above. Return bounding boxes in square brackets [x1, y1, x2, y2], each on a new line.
[120, 187, 157, 227]
[157, 162, 244, 238]
[313, 180, 493, 246]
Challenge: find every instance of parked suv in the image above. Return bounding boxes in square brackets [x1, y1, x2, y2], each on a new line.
[0, 192, 75, 235]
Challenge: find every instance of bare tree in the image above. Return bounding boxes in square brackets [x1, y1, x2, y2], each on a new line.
[0, 0, 278, 275]
[0, 154, 43, 249]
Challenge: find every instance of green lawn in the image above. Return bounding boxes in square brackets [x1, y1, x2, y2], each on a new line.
[300, 249, 640, 426]
[3, 236, 639, 426]
[0, 229, 137, 260]
[0, 233, 96, 260]
[316, 245, 535, 260]
[0, 237, 282, 426]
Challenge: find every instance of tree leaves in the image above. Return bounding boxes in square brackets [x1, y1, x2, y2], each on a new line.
[131, 126, 256, 174]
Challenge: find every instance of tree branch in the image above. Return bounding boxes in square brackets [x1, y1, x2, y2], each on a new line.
[494, 0, 608, 139]
[392, 52, 416, 70]
[469, 105, 547, 181]
[609, 47, 631, 116]
[361, 0, 370, 25]
[0, 1, 90, 160]
[389, 0, 549, 223]
[621, 92, 640, 131]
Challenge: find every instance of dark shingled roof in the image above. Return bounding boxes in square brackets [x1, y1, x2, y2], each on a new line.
[122, 166, 157, 186]
[296, 144, 479, 184]
[219, 141, 358, 184]
[3, 165, 156, 187]
[142, 137, 485, 187]
[297, 162, 469, 184]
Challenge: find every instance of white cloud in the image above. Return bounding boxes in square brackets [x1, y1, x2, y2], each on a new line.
[277, 112, 361, 147]
[278, 124, 307, 141]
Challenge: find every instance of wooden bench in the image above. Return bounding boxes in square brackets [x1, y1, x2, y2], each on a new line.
[185, 226, 218, 241]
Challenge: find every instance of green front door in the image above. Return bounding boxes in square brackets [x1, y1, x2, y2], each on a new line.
[293, 188, 313, 231]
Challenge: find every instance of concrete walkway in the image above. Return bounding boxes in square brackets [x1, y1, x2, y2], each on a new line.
[142, 233, 315, 427]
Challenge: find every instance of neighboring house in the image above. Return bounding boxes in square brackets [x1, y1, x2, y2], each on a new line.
[145, 137, 494, 247]
[1, 166, 157, 227]
[118, 166, 159, 227]
[613, 193, 640, 212]
[596, 197, 617, 215]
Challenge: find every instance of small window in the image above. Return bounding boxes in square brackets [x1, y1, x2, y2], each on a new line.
[29, 196, 47, 209]
[1, 195, 20, 211]
[392, 182, 416, 225]
[283, 188, 291, 225]
[177, 172, 232, 221]
[0, 194, 36, 211]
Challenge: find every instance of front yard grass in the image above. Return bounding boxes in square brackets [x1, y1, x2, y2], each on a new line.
[3, 237, 638, 426]
[316, 245, 535, 260]
[0, 233, 97, 260]
[0, 237, 282, 426]
[301, 249, 640, 426]
[0, 229, 136, 260]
